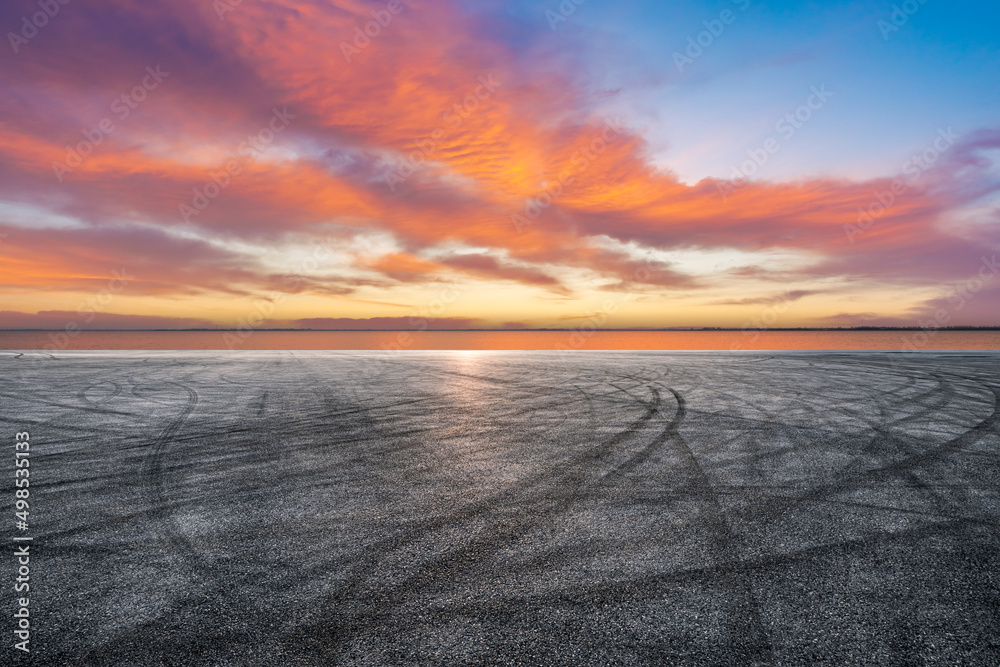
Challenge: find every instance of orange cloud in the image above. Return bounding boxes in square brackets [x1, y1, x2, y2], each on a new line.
[0, 0, 997, 326]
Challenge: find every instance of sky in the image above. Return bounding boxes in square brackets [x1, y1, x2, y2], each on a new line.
[1, 0, 999, 330]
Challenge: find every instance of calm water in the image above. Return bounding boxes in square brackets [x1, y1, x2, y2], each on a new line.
[1, 330, 998, 350]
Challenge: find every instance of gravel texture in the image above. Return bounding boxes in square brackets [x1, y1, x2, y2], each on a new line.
[4, 350, 1000, 665]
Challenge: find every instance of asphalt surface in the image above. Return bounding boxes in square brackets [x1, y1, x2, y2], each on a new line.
[3, 350, 1000, 665]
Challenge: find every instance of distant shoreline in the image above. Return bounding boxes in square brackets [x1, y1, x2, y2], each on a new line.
[2, 328, 999, 333]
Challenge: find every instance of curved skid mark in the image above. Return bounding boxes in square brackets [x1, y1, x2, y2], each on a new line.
[665, 427, 775, 663]
[296, 380, 677, 653]
[140, 382, 201, 564]
[77, 381, 123, 408]
[602, 386, 686, 481]
[23, 351, 1000, 664]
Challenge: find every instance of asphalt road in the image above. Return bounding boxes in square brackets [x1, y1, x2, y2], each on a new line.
[3, 351, 999, 665]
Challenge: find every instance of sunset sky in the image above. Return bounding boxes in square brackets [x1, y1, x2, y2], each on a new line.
[1, 0, 999, 329]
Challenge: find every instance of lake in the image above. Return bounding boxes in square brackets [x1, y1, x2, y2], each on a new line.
[1, 330, 998, 350]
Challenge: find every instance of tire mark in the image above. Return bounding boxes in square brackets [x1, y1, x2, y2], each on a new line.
[663, 412, 775, 664]
[140, 381, 201, 564]
[77, 381, 122, 408]
[297, 380, 674, 655]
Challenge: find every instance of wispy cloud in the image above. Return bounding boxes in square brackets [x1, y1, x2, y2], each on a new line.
[0, 0, 997, 325]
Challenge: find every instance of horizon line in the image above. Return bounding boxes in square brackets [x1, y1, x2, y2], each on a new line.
[2, 327, 1000, 333]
